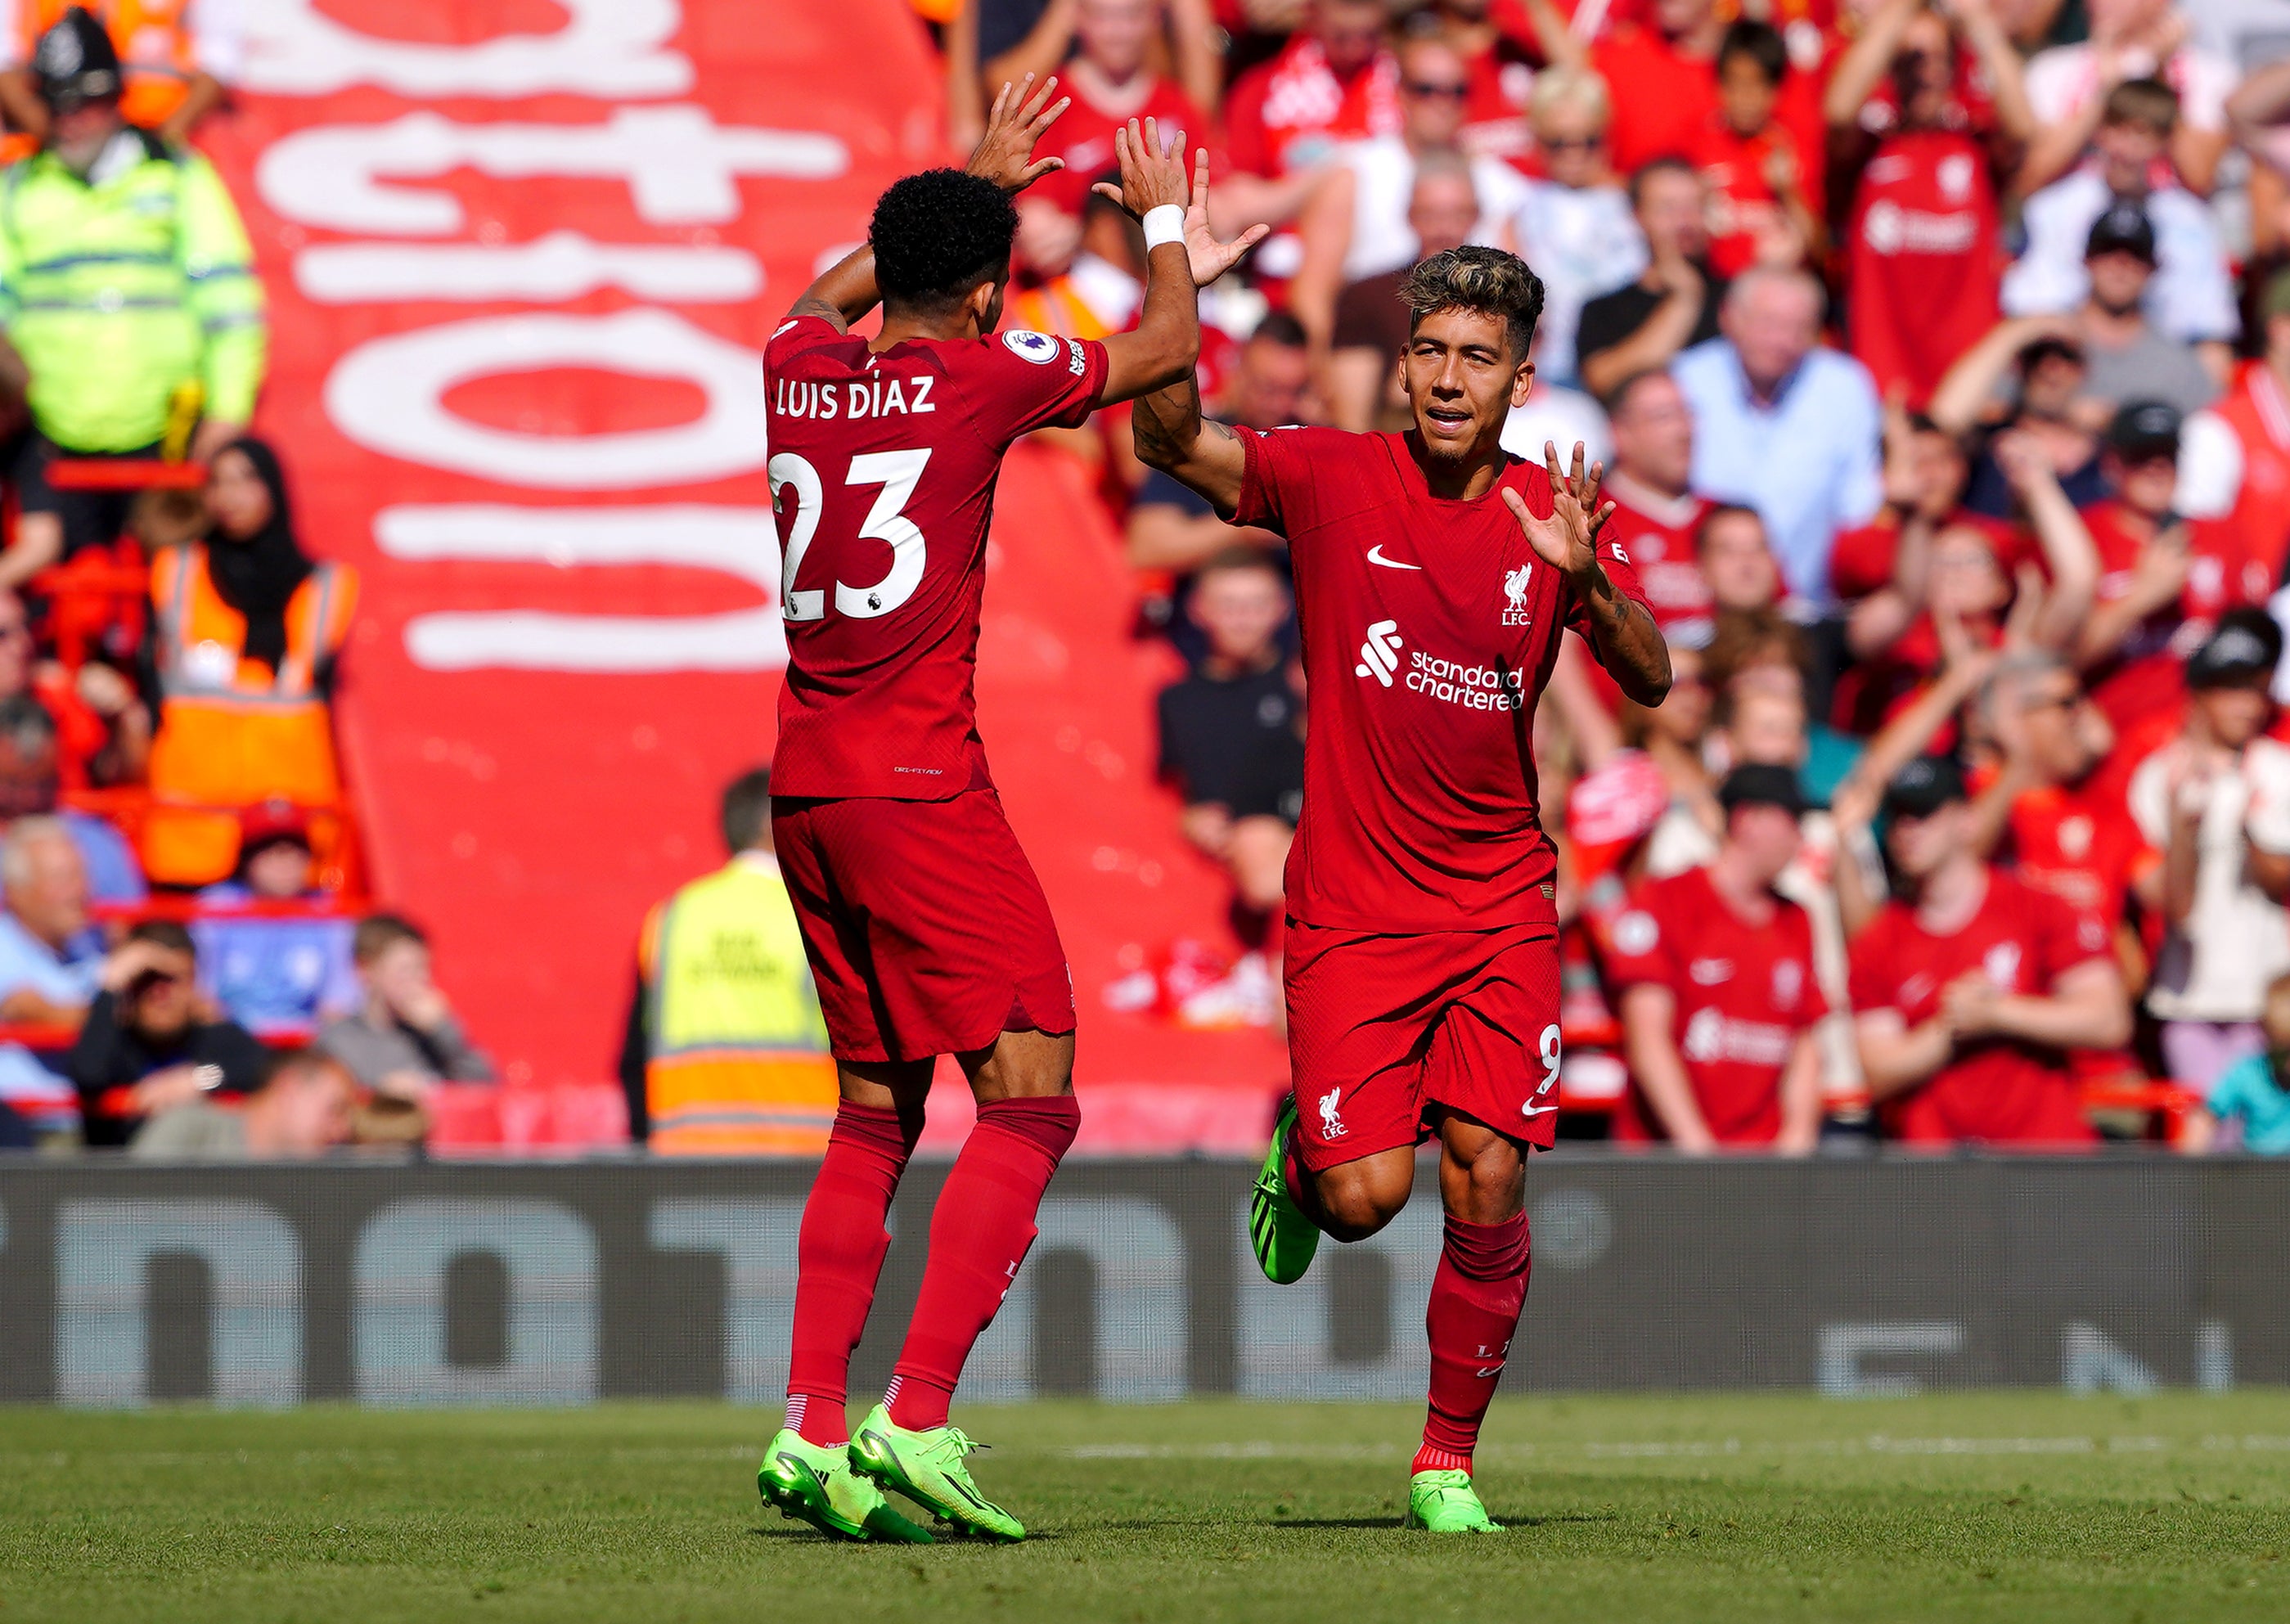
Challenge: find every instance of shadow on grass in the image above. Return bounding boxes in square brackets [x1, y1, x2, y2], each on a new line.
[1271, 1511, 1621, 1531]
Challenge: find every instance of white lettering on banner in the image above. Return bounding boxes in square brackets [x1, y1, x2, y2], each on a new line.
[240, 0, 692, 97]
[296, 232, 763, 304]
[648, 1200, 808, 1405]
[258, 109, 846, 236]
[325, 310, 767, 488]
[376, 506, 787, 673]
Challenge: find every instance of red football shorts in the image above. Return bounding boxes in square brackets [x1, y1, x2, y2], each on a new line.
[772, 790, 1076, 1064]
[1284, 920, 1563, 1172]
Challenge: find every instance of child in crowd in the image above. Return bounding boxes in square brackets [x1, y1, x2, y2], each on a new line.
[2184, 970, 2290, 1154]
[1694, 20, 1821, 278]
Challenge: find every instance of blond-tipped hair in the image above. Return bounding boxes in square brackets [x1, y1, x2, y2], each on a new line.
[1397, 245, 1545, 358]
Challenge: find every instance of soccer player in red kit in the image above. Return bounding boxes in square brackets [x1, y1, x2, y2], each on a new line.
[755, 82, 1264, 1545]
[1847, 755, 2131, 1148]
[1605, 764, 1826, 1152]
[1133, 244, 1671, 1533]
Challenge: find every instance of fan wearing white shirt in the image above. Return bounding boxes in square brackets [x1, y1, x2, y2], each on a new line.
[1509, 65, 1644, 388]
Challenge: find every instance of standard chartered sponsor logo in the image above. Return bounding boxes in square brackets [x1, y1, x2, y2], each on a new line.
[1406, 650, 1525, 712]
[1681, 1008, 1793, 1067]
[1355, 619, 1402, 686]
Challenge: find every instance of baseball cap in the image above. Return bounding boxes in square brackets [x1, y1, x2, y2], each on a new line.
[1717, 763, 1806, 818]
[2085, 202, 2158, 264]
[2106, 398, 2181, 461]
[238, 797, 313, 857]
[2185, 609, 2284, 691]
[1879, 755, 1967, 821]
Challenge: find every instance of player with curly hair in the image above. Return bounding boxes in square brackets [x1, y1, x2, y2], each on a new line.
[754, 79, 1263, 1545]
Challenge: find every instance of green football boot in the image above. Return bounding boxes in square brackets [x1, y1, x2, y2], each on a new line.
[758, 1428, 934, 1544]
[848, 1404, 1025, 1542]
[1406, 1469, 1505, 1533]
[1249, 1094, 1320, 1285]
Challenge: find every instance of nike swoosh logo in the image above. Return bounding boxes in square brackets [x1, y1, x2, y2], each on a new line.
[1522, 1104, 1555, 1118]
[1366, 546, 1423, 570]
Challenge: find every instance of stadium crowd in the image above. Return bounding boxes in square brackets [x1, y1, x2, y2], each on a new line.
[938, 0, 2290, 1154]
[0, 6, 495, 1156]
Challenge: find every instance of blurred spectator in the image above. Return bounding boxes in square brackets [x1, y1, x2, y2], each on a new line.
[0, 813, 97, 1133]
[2180, 970, 2290, 1154]
[1829, 401, 1982, 610]
[1928, 323, 2108, 518]
[143, 438, 357, 887]
[1289, 34, 1527, 344]
[1508, 66, 1640, 389]
[619, 767, 837, 1155]
[2061, 206, 2218, 413]
[978, 0, 1221, 117]
[1673, 268, 1883, 605]
[2228, 60, 2290, 263]
[1003, 0, 1216, 225]
[2127, 612, 2290, 1094]
[1157, 550, 1304, 940]
[2020, 0, 2237, 196]
[0, 693, 143, 901]
[1583, 0, 1729, 178]
[316, 914, 493, 1100]
[0, 0, 241, 146]
[1577, 157, 1722, 402]
[1697, 506, 1784, 622]
[2004, 81, 2238, 366]
[1128, 312, 1307, 658]
[0, 587, 148, 790]
[2178, 268, 2290, 565]
[1600, 370, 1714, 642]
[0, 10, 264, 592]
[1607, 764, 1825, 1152]
[1824, 0, 2033, 407]
[128, 1049, 358, 1161]
[1966, 655, 2134, 925]
[1846, 754, 2128, 1148]
[1418, 0, 1572, 163]
[1007, 188, 1145, 346]
[1328, 155, 1478, 431]
[68, 918, 268, 1149]
[1223, 0, 1398, 181]
[189, 799, 356, 1042]
[2075, 403, 2267, 743]
[1694, 21, 1821, 278]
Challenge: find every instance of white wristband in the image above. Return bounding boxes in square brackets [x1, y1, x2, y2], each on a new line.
[1141, 204, 1185, 251]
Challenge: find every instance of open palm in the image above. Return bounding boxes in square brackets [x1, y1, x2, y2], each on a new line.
[1502, 441, 1615, 575]
[1096, 145, 1268, 289]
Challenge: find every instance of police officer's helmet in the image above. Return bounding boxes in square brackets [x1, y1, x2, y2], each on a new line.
[34, 7, 122, 114]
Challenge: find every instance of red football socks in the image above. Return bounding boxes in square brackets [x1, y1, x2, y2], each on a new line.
[885, 1095, 1081, 1431]
[783, 1101, 920, 1447]
[1415, 1210, 1532, 1476]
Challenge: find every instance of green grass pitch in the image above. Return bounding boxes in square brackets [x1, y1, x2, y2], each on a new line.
[6, 1392, 2290, 1622]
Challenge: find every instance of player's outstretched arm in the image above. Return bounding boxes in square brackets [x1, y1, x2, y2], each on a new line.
[788, 74, 1074, 334]
[1505, 442, 1672, 706]
[1095, 141, 1269, 412]
[1114, 146, 1265, 515]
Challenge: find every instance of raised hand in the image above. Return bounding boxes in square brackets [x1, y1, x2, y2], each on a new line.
[1089, 116, 1192, 223]
[965, 74, 1072, 197]
[1100, 146, 1271, 288]
[1503, 440, 1617, 577]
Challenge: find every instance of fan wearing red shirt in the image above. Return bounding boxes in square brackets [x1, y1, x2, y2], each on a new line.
[1607, 765, 1826, 1150]
[1847, 754, 2130, 1148]
[1967, 653, 2143, 924]
[1018, 0, 1212, 222]
[1603, 369, 1715, 639]
[759, 92, 1266, 1542]
[1224, 0, 1401, 178]
[1134, 245, 1668, 1527]
[1821, 0, 2031, 407]
[1693, 21, 1823, 278]
[2077, 402, 2270, 745]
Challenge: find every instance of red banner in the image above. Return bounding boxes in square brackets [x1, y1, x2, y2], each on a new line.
[201, 0, 1284, 1101]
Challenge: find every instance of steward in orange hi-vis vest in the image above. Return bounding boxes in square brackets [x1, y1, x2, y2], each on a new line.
[144, 535, 357, 887]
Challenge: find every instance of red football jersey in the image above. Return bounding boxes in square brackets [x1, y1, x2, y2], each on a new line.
[1223, 37, 1401, 178]
[1843, 129, 2003, 408]
[1846, 868, 2110, 1146]
[2001, 780, 2146, 925]
[1603, 477, 1712, 640]
[1232, 428, 1652, 932]
[1692, 116, 1819, 281]
[764, 317, 1109, 799]
[2082, 500, 2267, 740]
[1604, 864, 1825, 1143]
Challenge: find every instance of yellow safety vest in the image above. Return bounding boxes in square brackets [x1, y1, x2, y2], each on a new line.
[641, 852, 836, 1156]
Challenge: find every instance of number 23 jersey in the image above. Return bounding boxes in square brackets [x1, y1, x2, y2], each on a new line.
[1233, 425, 1651, 934]
[763, 316, 1109, 799]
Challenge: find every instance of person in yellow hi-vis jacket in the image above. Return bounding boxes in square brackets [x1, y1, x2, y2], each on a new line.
[618, 767, 839, 1155]
[0, 8, 265, 592]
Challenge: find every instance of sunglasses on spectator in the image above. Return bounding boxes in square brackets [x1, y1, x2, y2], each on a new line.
[1405, 79, 1470, 99]
[1541, 133, 1604, 151]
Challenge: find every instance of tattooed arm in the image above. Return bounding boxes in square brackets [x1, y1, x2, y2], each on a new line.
[1131, 367, 1251, 518]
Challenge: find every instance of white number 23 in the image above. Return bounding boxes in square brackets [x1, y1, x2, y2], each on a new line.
[768, 448, 931, 623]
